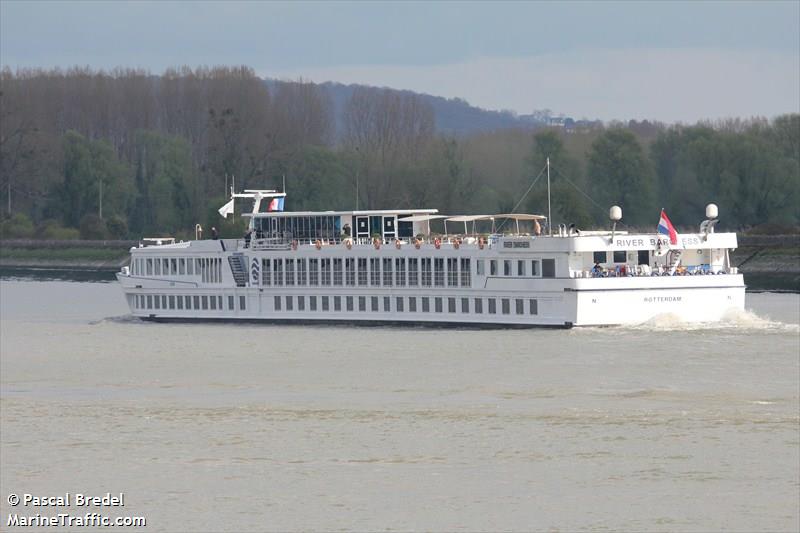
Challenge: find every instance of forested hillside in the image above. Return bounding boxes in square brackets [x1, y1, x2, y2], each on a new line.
[1, 66, 798, 240]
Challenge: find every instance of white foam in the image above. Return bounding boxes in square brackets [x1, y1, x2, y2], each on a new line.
[614, 308, 799, 333]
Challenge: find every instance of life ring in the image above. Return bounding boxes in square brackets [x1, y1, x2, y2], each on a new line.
[291, 240, 298, 251]
[345, 239, 352, 250]
[453, 238, 461, 250]
[315, 239, 322, 250]
[373, 237, 381, 250]
[478, 237, 485, 250]
[395, 240, 401, 250]
[414, 240, 421, 250]
[434, 238, 441, 250]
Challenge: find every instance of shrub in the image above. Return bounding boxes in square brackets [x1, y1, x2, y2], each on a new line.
[79, 214, 108, 239]
[0, 213, 35, 239]
[38, 220, 80, 240]
[105, 215, 128, 239]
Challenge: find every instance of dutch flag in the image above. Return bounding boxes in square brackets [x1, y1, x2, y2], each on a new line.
[657, 209, 678, 245]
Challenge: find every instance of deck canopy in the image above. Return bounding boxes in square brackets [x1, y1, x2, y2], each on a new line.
[442, 213, 547, 235]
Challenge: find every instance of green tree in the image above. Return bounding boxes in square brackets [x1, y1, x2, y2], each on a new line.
[588, 129, 656, 226]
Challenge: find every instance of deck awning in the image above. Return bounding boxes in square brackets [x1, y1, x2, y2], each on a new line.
[495, 213, 547, 220]
[397, 214, 450, 222]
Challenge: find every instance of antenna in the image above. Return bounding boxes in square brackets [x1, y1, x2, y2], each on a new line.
[546, 156, 552, 236]
[282, 174, 286, 195]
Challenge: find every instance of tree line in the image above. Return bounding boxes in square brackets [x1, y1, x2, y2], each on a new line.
[1, 66, 797, 239]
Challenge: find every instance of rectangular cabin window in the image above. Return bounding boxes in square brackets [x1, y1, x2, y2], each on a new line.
[345, 258, 355, 286]
[163, 259, 170, 275]
[218, 296, 222, 310]
[517, 260, 525, 276]
[285, 259, 295, 286]
[176, 296, 183, 310]
[201, 296, 208, 310]
[146, 258, 153, 275]
[529, 299, 538, 315]
[162, 295, 167, 309]
[435, 297, 443, 313]
[434, 258, 445, 287]
[171, 258, 177, 275]
[395, 258, 406, 286]
[490, 260, 497, 276]
[154, 295, 161, 309]
[382, 258, 393, 286]
[195, 258, 202, 276]
[503, 260, 511, 276]
[321, 258, 331, 286]
[333, 258, 343, 286]
[593, 251, 608, 264]
[297, 259, 307, 285]
[228, 296, 234, 310]
[447, 258, 458, 287]
[383, 296, 390, 312]
[359, 296, 366, 312]
[370, 258, 381, 286]
[516, 299, 524, 314]
[638, 250, 650, 266]
[531, 260, 540, 277]
[613, 250, 626, 263]
[371, 296, 379, 312]
[474, 298, 482, 314]
[448, 297, 456, 313]
[193, 295, 200, 309]
[334, 296, 341, 311]
[210, 296, 217, 310]
[310, 296, 317, 311]
[421, 258, 432, 287]
[460, 258, 471, 287]
[274, 296, 281, 311]
[542, 259, 556, 278]
[422, 297, 430, 313]
[346, 296, 354, 311]
[408, 258, 419, 286]
[461, 298, 469, 313]
[185, 296, 192, 310]
[146, 295, 153, 309]
[239, 296, 246, 311]
[488, 299, 497, 314]
[396, 297, 404, 312]
[322, 296, 330, 311]
[502, 298, 510, 314]
[154, 259, 161, 276]
[187, 258, 193, 275]
[357, 258, 367, 286]
[179, 259, 186, 275]
[298, 296, 305, 311]
[262, 259, 271, 285]
[286, 296, 293, 311]
[476, 260, 484, 276]
[274, 259, 284, 286]
[309, 259, 319, 285]
[409, 297, 417, 312]
[169, 296, 175, 309]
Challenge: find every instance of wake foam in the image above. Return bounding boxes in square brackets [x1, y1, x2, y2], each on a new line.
[626, 307, 798, 333]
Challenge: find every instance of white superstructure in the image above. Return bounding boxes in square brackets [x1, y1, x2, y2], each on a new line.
[117, 191, 745, 327]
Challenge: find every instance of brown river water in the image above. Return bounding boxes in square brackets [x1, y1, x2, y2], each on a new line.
[1, 278, 798, 532]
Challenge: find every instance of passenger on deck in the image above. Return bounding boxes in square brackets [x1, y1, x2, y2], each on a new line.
[211, 226, 219, 240]
[244, 229, 252, 249]
[342, 223, 352, 238]
[591, 262, 604, 277]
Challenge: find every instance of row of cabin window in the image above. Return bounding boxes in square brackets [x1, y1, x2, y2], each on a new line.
[594, 250, 650, 265]
[134, 294, 246, 311]
[477, 258, 556, 278]
[131, 257, 223, 283]
[273, 294, 538, 315]
[260, 257, 472, 288]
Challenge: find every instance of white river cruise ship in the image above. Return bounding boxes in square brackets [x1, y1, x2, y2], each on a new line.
[117, 190, 745, 327]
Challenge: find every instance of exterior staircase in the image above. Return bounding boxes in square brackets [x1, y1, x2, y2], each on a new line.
[228, 253, 248, 287]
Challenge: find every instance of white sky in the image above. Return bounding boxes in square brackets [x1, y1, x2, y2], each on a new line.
[2, 1, 798, 122]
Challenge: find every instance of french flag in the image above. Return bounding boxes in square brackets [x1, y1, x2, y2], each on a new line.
[657, 209, 678, 245]
[267, 197, 285, 212]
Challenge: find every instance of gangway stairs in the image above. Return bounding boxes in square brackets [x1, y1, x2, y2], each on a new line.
[228, 253, 248, 287]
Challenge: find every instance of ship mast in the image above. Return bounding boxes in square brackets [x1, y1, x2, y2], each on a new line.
[546, 156, 552, 236]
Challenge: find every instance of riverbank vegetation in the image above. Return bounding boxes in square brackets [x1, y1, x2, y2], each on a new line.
[1, 66, 798, 240]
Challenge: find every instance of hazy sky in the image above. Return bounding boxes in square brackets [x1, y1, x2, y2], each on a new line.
[2, 0, 798, 122]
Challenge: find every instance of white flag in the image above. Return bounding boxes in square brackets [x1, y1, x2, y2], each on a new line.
[217, 198, 234, 218]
